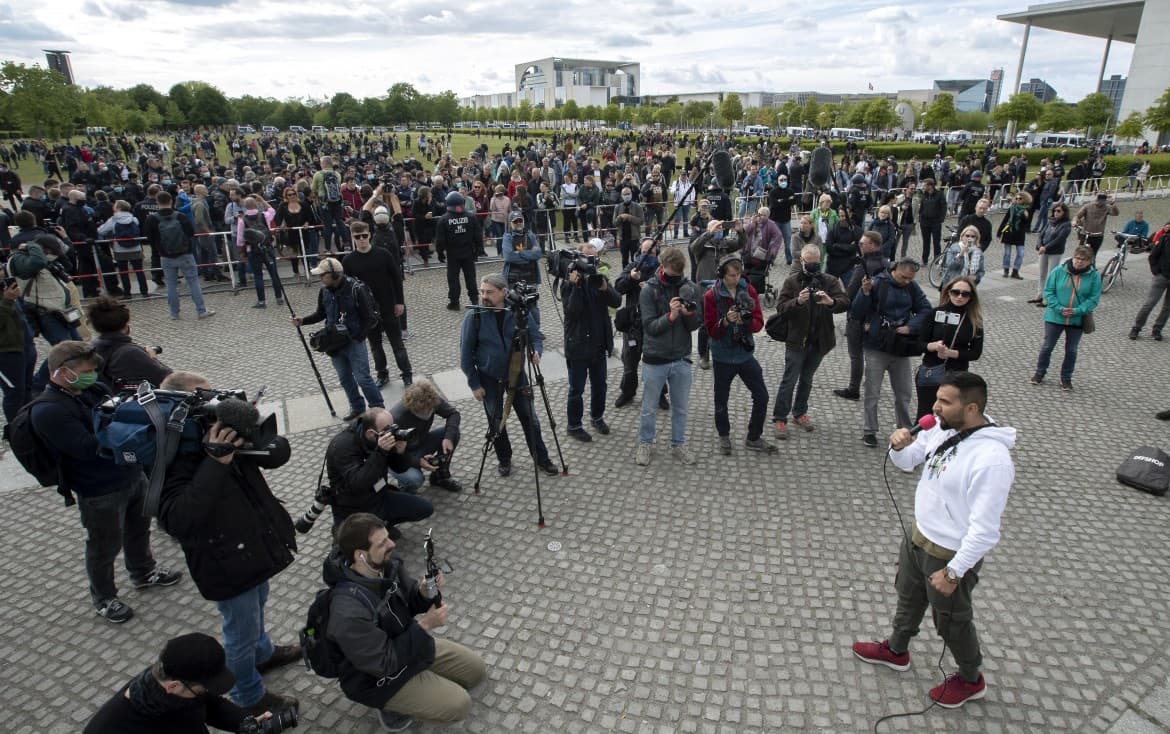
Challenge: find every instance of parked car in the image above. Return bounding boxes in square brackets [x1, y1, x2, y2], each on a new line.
[289, 125, 308, 133]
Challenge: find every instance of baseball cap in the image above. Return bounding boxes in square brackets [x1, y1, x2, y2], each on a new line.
[160, 633, 235, 696]
[509, 211, 525, 222]
[47, 341, 101, 372]
[309, 257, 344, 276]
[373, 206, 390, 224]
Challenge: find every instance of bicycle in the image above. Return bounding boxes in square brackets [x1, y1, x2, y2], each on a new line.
[927, 225, 959, 289]
[1101, 231, 1148, 293]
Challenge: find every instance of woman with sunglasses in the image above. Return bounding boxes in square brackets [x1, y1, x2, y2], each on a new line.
[1030, 202, 1072, 305]
[912, 277, 984, 419]
[997, 191, 1032, 279]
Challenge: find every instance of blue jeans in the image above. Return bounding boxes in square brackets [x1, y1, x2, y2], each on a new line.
[1002, 244, 1024, 270]
[671, 205, 691, 237]
[75, 473, 155, 606]
[32, 308, 82, 391]
[777, 220, 793, 264]
[216, 581, 275, 707]
[1035, 201, 1051, 233]
[161, 253, 208, 317]
[713, 357, 769, 440]
[332, 487, 433, 529]
[639, 359, 692, 446]
[1035, 321, 1084, 381]
[566, 354, 607, 430]
[481, 375, 550, 465]
[388, 427, 456, 492]
[771, 347, 826, 423]
[329, 339, 384, 413]
[194, 234, 218, 276]
[248, 248, 284, 303]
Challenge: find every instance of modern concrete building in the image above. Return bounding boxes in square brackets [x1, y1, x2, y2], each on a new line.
[999, 0, 1168, 143]
[515, 58, 640, 109]
[43, 50, 74, 85]
[933, 79, 994, 112]
[1099, 73, 1127, 119]
[1019, 77, 1059, 103]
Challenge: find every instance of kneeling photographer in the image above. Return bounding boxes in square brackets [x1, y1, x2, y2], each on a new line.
[556, 239, 621, 442]
[156, 371, 302, 719]
[322, 407, 435, 534]
[83, 632, 290, 734]
[389, 379, 464, 493]
[87, 296, 172, 391]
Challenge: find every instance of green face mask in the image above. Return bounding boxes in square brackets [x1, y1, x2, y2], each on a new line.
[65, 369, 98, 390]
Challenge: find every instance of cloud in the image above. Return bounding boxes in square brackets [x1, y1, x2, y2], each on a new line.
[420, 9, 455, 25]
[0, 4, 74, 43]
[80, 0, 137, 21]
[655, 64, 728, 88]
[599, 33, 651, 48]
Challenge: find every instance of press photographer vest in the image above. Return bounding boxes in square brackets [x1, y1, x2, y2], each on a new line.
[323, 278, 375, 340]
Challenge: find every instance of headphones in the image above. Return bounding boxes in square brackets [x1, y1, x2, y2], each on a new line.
[717, 254, 743, 278]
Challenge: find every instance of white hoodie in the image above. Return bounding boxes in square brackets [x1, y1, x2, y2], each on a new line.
[890, 420, 1016, 576]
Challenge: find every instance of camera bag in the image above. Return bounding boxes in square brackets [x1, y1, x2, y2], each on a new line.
[1116, 445, 1170, 496]
[309, 325, 351, 355]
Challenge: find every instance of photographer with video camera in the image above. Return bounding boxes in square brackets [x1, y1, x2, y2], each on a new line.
[83, 632, 287, 734]
[459, 274, 559, 477]
[770, 245, 850, 439]
[323, 513, 486, 731]
[501, 211, 543, 288]
[23, 342, 183, 625]
[87, 296, 172, 391]
[635, 246, 703, 467]
[291, 257, 385, 422]
[702, 254, 773, 456]
[689, 218, 744, 370]
[321, 406, 435, 532]
[560, 238, 621, 442]
[156, 370, 303, 719]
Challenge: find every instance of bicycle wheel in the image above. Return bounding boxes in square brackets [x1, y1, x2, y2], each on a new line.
[1101, 255, 1120, 293]
[928, 253, 947, 289]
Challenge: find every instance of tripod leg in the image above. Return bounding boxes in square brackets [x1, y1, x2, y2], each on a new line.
[528, 359, 568, 474]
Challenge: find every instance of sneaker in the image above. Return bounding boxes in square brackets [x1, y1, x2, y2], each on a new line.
[591, 418, 610, 435]
[275, 297, 284, 306]
[257, 644, 303, 674]
[568, 427, 592, 442]
[169, 313, 180, 320]
[698, 355, 710, 370]
[614, 393, 634, 408]
[793, 414, 814, 432]
[446, 301, 460, 311]
[1060, 379, 1073, 391]
[1129, 327, 1140, 340]
[342, 408, 364, 421]
[197, 309, 216, 320]
[928, 673, 986, 708]
[498, 462, 512, 477]
[745, 437, 778, 454]
[833, 387, 860, 401]
[429, 475, 464, 493]
[401, 329, 413, 340]
[132, 566, 183, 590]
[1030, 373, 1044, 385]
[375, 374, 390, 388]
[635, 443, 652, 466]
[245, 691, 299, 718]
[96, 597, 134, 624]
[773, 420, 788, 439]
[852, 640, 910, 671]
[670, 444, 698, 465]
[379, 710, 414, 732]
[1156, 409, 1170, 421]
[718, 435, 732, 455]
[862, 433, 878, 448]
[252, 301, 267, 309]
[1155, 331, 1164, 342]
[537, 459, 560, 475]
[401, 373, 413, 387]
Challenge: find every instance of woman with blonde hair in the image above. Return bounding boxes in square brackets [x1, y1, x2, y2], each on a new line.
[913, 276, 984, 418]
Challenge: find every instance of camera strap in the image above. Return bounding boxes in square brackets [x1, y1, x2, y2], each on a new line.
[139, 381, 189, 518]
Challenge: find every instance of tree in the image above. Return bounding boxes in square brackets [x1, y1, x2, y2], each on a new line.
[923, 93, 958, 131]
[776, 99, 800, 129]
[531, 107, 545, 123]
[127, 83, 167, 113]
[603, 103, 621, 126]
[720, 93, 743, 125]
[801, 99, 821, 129]
[955, 110, 990, 132]
[1115, 110, 1146, 141]
[635, 105, 655, 126]
[0, 62, 80, 137]
[620, 105, 636, 124]
[1143, 86, 1170, 137]
[1039, 100, 1076, 131]
[992, 93, 1043, 129]
[163, 99, 186, 127]
[1076, 92, 1114, 133]
[386, 83, 420, 123]
[863, 98, 896, 133]
[517, 99, 532, 123]
[817, 103, 842, 130]
[843, 101, 867, 128]
[562, 99, 581, 128]
[187, 84, 233, 126]
[236, 95, 279, 125]
[431, 91, 460, 125]
[168, 83, 194, 117]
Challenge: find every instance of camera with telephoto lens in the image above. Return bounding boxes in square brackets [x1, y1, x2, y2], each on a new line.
[505, 281, 539, 311]
[294, 481, 334, 534]
[238, 707, 298, 734]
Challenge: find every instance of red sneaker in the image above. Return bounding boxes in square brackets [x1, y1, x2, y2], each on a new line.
[793, 414, 814, 432]
[851, 640, 910, 671]
[929, 673, 986, 708]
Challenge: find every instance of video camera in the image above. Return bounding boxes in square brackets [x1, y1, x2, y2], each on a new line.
[504, 281, 539, 311]
[239, 708, 297, 734]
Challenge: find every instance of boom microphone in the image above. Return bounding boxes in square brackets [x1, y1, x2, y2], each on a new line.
[711, 149, 735, 191]
[215, 397, 277, 447]
[809, 145, 833, 189]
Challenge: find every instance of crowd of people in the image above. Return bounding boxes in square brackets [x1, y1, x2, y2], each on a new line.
[1, 124, 1168, 730]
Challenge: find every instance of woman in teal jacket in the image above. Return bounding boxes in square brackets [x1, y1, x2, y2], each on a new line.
[1032, 245, 1100, 390]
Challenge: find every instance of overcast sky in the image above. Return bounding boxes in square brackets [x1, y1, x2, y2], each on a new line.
[4, 0, 1136, 104]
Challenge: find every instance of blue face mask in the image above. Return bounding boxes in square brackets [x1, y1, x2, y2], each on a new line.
[713, 231, 724, 241]
[779, 182, 788, 189]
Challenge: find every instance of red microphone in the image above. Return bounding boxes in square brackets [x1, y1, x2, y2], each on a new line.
[910, 413, 937, 436]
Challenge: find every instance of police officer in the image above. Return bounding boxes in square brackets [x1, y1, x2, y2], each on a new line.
[435, 191, 483, 311]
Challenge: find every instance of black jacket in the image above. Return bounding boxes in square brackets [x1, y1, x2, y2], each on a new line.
[91, 333, 173, 390]
[31, 384, 140, 498]
[1150, 231, 1170, 278]
[825, 222, 863, 280]
[434, 212, 483, 259]
[560, 275, 621, 361]
[59, 201, 96, 244]
[157, 439, 296, 601]
[83, 677, 246, 734]
[918, 190, 947, 224]
[324, 552, 436, 709]
[325, 423, 411, 518]
[343, 247, 403, 315]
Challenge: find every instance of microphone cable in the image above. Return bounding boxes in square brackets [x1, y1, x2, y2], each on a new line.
[871, 445, 957, 733]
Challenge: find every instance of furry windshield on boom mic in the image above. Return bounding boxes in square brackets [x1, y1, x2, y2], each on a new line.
[214, 397, 277, 447]
[711, 149, 735, 191]
[808, 146, 833, 189]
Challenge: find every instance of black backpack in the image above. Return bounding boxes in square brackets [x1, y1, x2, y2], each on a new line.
[1116, 446, 1170, 496]
[301, 582, 377, 678]
[7, 392, 69, 502]
[242, 213, 271, 249]
[322, 171, 342, 204]
[155, 213, 189, 256]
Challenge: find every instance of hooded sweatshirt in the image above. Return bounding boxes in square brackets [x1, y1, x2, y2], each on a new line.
[890, 421, 1016, 576]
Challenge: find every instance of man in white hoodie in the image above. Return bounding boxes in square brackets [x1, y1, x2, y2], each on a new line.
[851, 371, 1015, 709]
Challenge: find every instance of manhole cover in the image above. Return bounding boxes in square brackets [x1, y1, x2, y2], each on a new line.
[547, 541, 562, 552]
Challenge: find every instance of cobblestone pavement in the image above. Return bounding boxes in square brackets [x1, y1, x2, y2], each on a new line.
[4, 198, 1170, 733]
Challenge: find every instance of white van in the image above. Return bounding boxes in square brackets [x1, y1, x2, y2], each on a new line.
[261, 125, 279, 134]
[743, 125, 772, 136]
[85, 126, 109, 135]
[237, 125, 256, 134]
[289, 125, 308, 134]
[311, 125, 328, 134]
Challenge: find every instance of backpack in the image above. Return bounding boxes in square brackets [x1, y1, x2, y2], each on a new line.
[8, 393, 65, 491]
[1116, 446, 1170, 496]
[155, 214, 189, 256]
[322, 170, 342, 204]
[301, 582, 378, 678]
[242, 213, 271, 249]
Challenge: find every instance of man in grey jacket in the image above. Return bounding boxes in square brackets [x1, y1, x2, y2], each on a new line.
[636, 246, 703, 466]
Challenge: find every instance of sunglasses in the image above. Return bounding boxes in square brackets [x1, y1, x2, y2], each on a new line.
[949, 289, 972, 297]
[352, 233, 370, 239]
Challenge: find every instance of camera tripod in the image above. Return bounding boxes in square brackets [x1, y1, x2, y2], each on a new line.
[469, 302, 567, 527]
